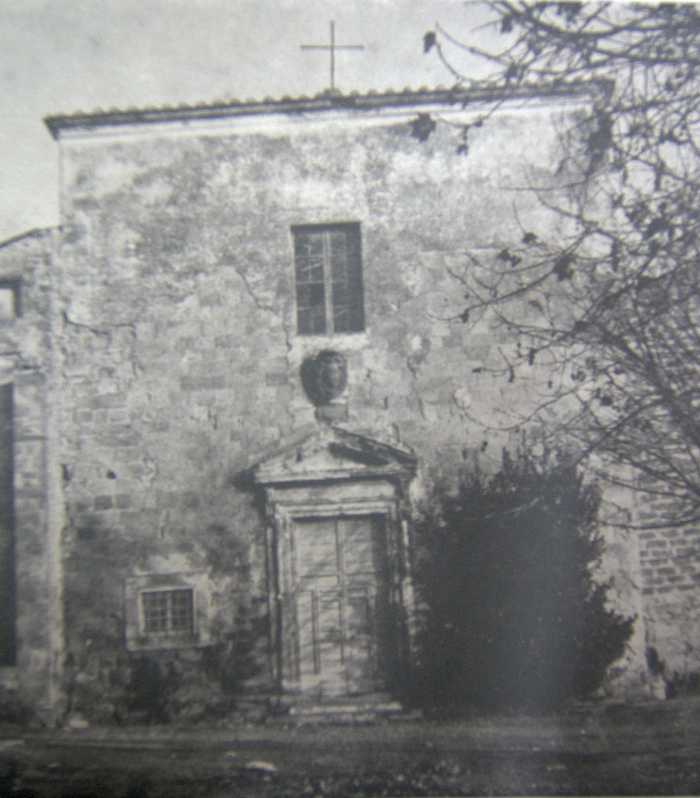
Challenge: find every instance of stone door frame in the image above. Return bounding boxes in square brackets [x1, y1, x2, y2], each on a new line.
[262, 481, 414, 699]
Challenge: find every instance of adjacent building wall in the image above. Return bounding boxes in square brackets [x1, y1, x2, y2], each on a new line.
[0, 229, 60, 721]
[637, 503, 700, 687]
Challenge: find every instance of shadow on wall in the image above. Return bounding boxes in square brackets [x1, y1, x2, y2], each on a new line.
[646, 645, 700, 700]
[61, 508, 268, 724]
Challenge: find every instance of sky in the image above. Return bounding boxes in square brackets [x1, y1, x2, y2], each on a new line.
[0, 0, 497, 242]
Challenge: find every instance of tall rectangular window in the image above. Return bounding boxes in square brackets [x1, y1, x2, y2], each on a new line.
[0, 383, 15, 666]
[293, 223, 364, 335]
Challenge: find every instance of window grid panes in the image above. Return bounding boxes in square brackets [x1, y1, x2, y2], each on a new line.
[142, 588, 194, 635]
[293, 224, 364, 335]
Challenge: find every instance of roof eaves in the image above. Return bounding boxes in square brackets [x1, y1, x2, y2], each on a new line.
[0, 227, 56, 252]
[44, 81, 608, 140]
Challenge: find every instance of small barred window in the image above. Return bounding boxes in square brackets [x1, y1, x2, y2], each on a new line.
[126, 573, 209, 651]
[142, 588, 194, 635]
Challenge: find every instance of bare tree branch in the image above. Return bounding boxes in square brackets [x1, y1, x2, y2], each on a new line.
[424, 2, 700, 527]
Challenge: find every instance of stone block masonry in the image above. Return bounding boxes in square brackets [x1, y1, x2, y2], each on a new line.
[49, 93, 655, 717]
[48, 104, 536, 716]
[0, 230, 57, 720]
[5, 87, 680, 719]
[638, 517, 700, 679]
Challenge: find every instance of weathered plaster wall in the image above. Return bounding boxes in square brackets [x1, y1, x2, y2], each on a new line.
[53, 98, 649, 718]
[0, 230, 58, 720]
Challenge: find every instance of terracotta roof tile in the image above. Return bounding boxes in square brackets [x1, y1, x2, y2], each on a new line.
[44, 82, 608, 139]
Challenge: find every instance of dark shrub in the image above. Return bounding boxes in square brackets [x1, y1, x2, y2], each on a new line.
[411, 447, 634, 712]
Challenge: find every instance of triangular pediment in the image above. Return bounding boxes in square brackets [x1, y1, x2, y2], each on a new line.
[252, 426, 416, 486]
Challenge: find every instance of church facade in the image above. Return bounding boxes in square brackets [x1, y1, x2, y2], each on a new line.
[0, 85, 695, 723]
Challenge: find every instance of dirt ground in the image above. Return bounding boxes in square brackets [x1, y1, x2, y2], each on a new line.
[1, 696, 699, 796]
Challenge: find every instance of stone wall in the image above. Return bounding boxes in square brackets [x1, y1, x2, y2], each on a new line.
[51, 94, 650, 718]
[637, 512, 700, 686]
[0, 229, 58, 721]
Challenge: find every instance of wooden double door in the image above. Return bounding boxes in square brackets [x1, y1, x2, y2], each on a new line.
[289, 515, 391, 699]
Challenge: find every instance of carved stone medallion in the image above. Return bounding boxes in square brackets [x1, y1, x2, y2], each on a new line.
[300, 350, 348, 406]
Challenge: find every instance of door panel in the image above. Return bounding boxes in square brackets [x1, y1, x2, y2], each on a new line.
[296, 519, 337, 578]
[341, 517, 376, 577]
[317, 591, 345, 694]
[291, 515, 388, 698]
[344, 587, 375, 694]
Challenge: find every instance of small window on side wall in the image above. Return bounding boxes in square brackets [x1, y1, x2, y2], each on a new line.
[142, 588, 194, 635]
[293, 223, 364, 335]
[125, 572, 210, 651]
[0, 282, 20, 322]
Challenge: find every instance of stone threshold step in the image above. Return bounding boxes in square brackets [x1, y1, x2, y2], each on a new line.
[290, 700, 403, 717]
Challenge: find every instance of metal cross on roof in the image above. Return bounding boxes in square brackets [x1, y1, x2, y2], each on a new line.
[301, 21, 365, 93]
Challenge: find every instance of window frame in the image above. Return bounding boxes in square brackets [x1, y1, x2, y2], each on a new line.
[125, 572, 211, 651]
[141, 587, 195, 637]
[292, 222, 365, 336]
[0, 280, 21, 322]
